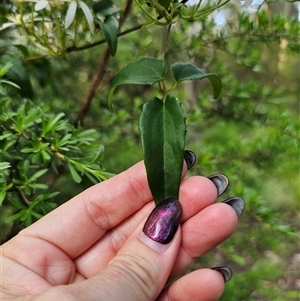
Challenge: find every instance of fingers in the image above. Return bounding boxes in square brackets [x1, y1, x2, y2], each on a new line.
[169, 202, 238, 279]
[157, 268, 226, 301]
[65, 217, 182, 301]
[74, 175, 226, 278]
[19, 161, 155, 258]
[18, 159, 189, 259]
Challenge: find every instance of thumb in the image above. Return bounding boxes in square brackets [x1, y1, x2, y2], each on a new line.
[78, 198, 182, 301]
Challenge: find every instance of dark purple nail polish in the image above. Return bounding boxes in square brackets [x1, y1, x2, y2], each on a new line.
[207, 173, 229, 197]
[184, 150, 196, 170]
[222, 196, 244, 216]
[143, 198, 182, 245]
[211, 266, 232, 282]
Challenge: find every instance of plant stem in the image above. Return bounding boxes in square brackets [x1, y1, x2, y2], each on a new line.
[66, 24, 143, 53]
[161, 24, 172, 59]
[16, 186, 30, 206]
[74, 0, 134, 125]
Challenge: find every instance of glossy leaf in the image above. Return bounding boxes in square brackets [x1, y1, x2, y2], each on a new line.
[107, 57, 166, 110]
[97, 16, 118, 56]
[108, 57, 166, 110]
[139, 95, 186, 205]
[171, 62, 222, 98]
[111, 57, 165, 85]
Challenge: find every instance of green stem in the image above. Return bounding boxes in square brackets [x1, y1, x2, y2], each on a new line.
[134, 0, 157, 21]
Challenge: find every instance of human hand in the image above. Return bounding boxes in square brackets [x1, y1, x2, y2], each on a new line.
[1, 154, 244, 301]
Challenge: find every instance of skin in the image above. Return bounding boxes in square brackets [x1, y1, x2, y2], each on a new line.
[1, 161, 238, 301]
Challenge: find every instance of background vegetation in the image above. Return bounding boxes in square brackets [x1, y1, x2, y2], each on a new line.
[0, 0, 299, 299]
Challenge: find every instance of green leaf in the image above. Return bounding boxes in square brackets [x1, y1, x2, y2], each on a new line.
[68, 162, 82, 183]
[28, 169, 48, 182]
[88, 145, 105, 165]
[0, 190, 7, 206]
[107, 57, 166, 110]
[139, 95, 186, 205]
[42, 112, 65, 134]
[30, 183, 49, 190]
[5, 211, 24, 223]
[0, 162, 11, 170]
[97, 16, 118, 56]
[2, 54, 34, 99]
[8, 198, 27, 210]
[56, 133, 72, 148]
[171, 62, 222, 99]
[158, 0, 171, 10]
[92, 0, 119, 16]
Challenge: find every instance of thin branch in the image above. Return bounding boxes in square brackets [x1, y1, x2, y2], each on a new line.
[16, 186, 30, 206]
[74, 0, 134, 126]
[66, 23, 143, 53]
[74, 47, 111, 126]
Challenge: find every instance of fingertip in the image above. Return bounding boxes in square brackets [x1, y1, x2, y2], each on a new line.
[179, 175, 218, 220]
[159, 268, 226, 301]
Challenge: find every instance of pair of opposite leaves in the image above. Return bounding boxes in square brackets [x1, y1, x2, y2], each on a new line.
[108, 57, 222, 205]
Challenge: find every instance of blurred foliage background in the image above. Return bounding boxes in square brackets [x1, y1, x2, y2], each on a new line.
[0, 0, 299, 299]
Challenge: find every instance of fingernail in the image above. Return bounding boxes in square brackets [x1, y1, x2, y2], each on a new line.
[211, 266, 232, 282]
[207, 173, 229, 197]
[143, 198, 182, 245]
[222, 196, 244, 216]
[184, 150, 196, 170]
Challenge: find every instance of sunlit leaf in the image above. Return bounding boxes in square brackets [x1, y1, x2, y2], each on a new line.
[108, 57, 166, 110]
[0, 162, 11, 170]
[171, 62, 222, 98]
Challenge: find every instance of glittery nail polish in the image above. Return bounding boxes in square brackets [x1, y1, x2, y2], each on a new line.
[184, 150, 196, 170]
[143, 198, 182, 245]
[222, 196, 245, 216]
[207, 173, 229, 197]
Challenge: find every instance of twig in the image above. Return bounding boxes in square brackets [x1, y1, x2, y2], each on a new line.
[74, 0, 134, 126]
[66, 23, 143, 53]
[74, 47, 111, 126]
